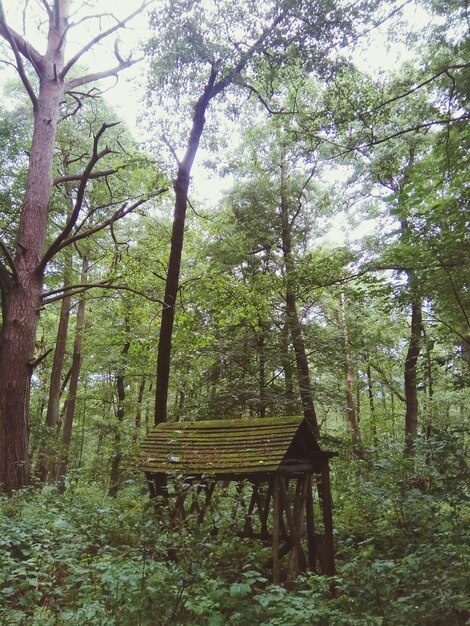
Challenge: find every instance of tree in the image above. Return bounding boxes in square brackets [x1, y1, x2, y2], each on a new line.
[146, 0, 395, 424]
[0, 0, 150, 492]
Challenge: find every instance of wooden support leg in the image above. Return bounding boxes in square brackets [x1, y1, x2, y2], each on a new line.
[305, 473, 317, 573]
[319, 460, 335, 576]
[272, 474, 281, 584]
[243, 483, 258, 535]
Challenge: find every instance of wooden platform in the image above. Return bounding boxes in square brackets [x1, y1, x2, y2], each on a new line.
[141, 415, 336, 583]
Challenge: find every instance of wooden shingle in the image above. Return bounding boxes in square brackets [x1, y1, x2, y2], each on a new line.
[141, 415, 324, 476]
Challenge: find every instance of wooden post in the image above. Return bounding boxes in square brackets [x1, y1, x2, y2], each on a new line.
[272, 474, 281, 584]
[305, 473, 317, 572]
[319, 460, 335, 575]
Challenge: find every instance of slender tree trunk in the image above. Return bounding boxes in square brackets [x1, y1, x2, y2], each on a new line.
[109, 322, 131, 497]
[461, 324, 470, 381]
[56, 256, 88, 483]
[404, 297, 422, 454]
[339, 293, 361, 443]
[0, 3, 70, 492]
[153, 16, 286, 425]
[281, 322, 296, 415]
[257, 323, 267, 418]
[133, 376, 146, 442]
[366, 362, 377, 439]
[154, 82, 214, 425]
[279, 160, 319, 436]
[37, 249, 73, 482]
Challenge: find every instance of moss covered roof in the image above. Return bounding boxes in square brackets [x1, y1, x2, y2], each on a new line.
[140, 415, 321, 476]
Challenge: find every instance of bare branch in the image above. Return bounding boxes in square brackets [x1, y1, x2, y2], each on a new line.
[65, 57, 142, 91]
[372, 63, 470, 114]
[0, 2, 42, 106]
[0, 3, 44, 70]
[54, 193, 167, 252]
[42, 281, 167, 306]
[53, 168, 119, 186]
[161, 135, 181, 166]
[0, 239, 19, 283]
[40, 1, 52, 19]
[28, 349, 53, 368]
[60, 2, 149, 79]
[38, 123, 119, 271]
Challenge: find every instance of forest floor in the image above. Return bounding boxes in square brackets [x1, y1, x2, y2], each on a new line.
[0, 434, 469, 625]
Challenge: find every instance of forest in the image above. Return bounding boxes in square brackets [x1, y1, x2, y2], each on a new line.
[0, 0, 469, 623]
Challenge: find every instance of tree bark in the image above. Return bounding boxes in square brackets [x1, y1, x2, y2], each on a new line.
[339, 293, 361, 443]
[109, 320, 131, 497]
[257, 322, 267, 418]
[133, 376, 146, 443]
[279, 160, 319, 436]
[281, 322, 296, 415]
[0, 2, 70, 492]
[56, 255, 88, 484]
[36, 249, 73, 482]
[404, 296, 422, 454]
[366, 362, 377, 438]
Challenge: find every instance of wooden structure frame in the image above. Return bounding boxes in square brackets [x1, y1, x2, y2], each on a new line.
[141, 415, 336, 583]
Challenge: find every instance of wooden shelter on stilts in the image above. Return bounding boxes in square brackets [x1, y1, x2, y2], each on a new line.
[141, 415, 336, 583]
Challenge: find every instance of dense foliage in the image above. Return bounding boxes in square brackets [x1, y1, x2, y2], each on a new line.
[1, 433, 468, 625]
[1, 0, 469, 622]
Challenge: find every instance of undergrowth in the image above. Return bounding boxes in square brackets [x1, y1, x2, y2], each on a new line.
[0, 432, 469, 625]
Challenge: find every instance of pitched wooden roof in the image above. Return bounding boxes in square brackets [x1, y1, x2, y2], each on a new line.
[141, 415, 323, 476]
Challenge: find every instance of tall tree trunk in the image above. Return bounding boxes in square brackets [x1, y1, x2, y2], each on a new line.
[257, 323, 267, 418]
[153, 15, 286, 425]
[281, 322, 296, 415]
[404, 296, 422, 454]
[37, 249, 73, 482]
[133, 376, 146, 443]
[56, 255, 88, 484]
[0, 3, 70, 492]
[366, 362, 377, 439]
[109, 321, 131, 497]
[279, 160, 319, 436]
[154, 81, 214, 425]
[339, 293, 361, 443]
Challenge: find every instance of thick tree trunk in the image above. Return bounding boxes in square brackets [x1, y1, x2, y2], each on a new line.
[404, 297, 422, 454]
[279, 161, 319, 436]
[56, 256, 88, 484]
[0, 5, 70, 492]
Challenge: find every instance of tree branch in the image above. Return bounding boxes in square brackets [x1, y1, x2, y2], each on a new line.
[42, 281, 167, 306]
[54, 197, 149, 252]
[38, 123, 118, 271]
[60, 2, 149, 79]
[373, 63, 470, 114]
[53, 168, 119, 186]
[65, 58, 142, 91]
[0, 2, 42, 106]
[0, 239, 19, 283]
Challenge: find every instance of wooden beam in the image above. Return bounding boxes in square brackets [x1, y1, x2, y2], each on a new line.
[305, 473, 317, 572]
[319, 460, 335, 576]
[272, 474, 281, 584]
